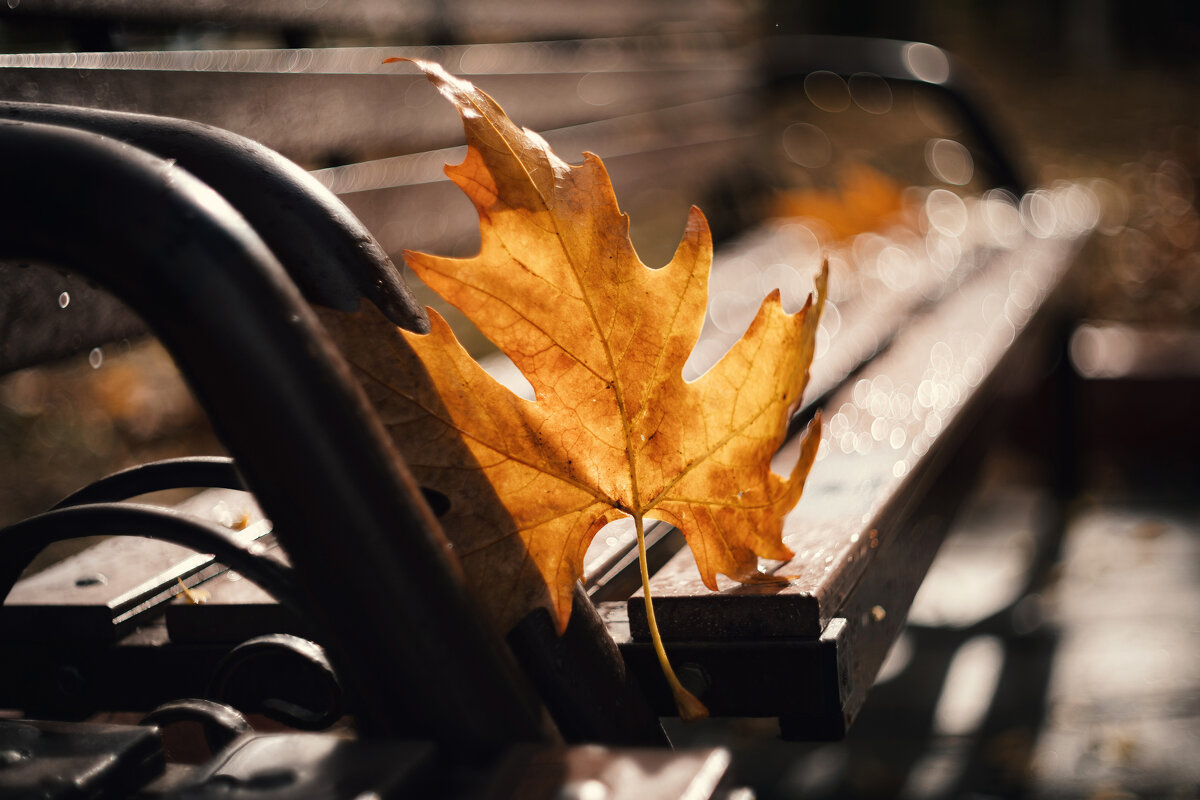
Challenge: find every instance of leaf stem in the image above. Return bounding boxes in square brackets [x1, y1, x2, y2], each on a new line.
[634, 512, 708, 722]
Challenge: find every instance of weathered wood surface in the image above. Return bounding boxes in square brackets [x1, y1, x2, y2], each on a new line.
[0, 40, 753, 166]
[628, 230, 1088, 640]
[615, 185, 1096, 732]
[326, 94, 754, 260]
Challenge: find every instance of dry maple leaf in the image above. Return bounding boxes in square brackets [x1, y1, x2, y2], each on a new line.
[774, 162, 907, 241]
[320, 59, 826, 718]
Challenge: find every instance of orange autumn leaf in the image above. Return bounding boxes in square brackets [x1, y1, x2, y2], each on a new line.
[774, 162, 906, 241]
[320, 60, 826, 641]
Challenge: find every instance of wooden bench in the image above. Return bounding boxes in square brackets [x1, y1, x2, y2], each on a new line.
[0, 10, 1099, 795]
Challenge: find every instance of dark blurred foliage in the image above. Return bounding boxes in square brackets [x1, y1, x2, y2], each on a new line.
[764, 0, 1200, 324]
[766, 0, 1200, 70]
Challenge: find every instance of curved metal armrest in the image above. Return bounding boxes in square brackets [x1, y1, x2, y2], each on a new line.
[0, 119, 547, 754]
[0, 100, 427, 331]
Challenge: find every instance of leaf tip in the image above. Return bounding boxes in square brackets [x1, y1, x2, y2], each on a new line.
[697, 566, 720, 592]
[552, 592, 574, 636]
[684, 205, 713, 245]
[815, 258, 830, 299]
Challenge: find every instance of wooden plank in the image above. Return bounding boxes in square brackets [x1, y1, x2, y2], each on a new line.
[606, 601, 849, 737]
[164, 559, 308, 645]
[0, 40, 753, 165]
[581, 200, 998, 603]
[627, 193, 1094, 644]
[334, 101, 753, 260]
[610, 200, 1093, 731]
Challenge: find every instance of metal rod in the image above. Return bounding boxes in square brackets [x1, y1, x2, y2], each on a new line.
[52, 456, 246, 509]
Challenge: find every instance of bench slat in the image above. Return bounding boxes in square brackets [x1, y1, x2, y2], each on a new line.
[0, 41, 753, 164]
[627, 224, 1089, 643]
[605, 205, 1093, 732]
[337, 106, 752, 263]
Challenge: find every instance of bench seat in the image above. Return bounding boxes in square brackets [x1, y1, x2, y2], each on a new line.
[0, 173, 1098, 739]
[612, 188, 1094, 736]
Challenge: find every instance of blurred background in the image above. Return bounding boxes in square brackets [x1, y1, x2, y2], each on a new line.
[0, 1, 1197, 798]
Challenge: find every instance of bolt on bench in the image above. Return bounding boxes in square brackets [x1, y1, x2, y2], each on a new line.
[0, 14, 1099, 798]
